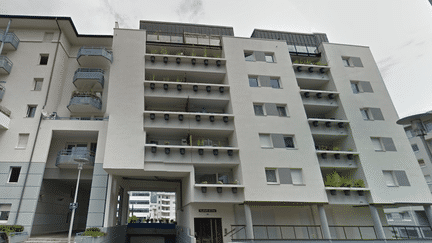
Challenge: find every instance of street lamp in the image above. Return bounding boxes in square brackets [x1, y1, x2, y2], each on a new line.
[68, 157, 89, 243]
[397, 111, 432, 163]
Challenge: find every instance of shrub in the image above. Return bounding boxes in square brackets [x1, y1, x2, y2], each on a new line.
[0, 225, 24, 234]
[354, 179, 365, 188]
[340, 177, 353, 187]
[325, 171, 342, 187]
[128, 215, 138, 223]
[86, 227, 100, 232]
[83, 231, 106, 237]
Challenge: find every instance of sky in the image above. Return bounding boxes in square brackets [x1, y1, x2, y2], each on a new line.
[1, 0, 432, 118]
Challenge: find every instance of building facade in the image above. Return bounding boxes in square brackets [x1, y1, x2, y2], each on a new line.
[128, 191, 176, 222]
[0, 15, 432, 242]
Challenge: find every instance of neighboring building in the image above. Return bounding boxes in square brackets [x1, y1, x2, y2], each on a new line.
[128, 191, 176, 222]
[0, 14, 432, 242]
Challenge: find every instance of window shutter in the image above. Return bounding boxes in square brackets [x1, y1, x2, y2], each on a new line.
[271, 134, 285, 148]
[254, 51, 266, 62]
[359, 81, 373, 93]
[291, 169, 303, 184]
[370, 108, 384, 120]
[259, 76, 271, 87]
[395, 171, 410, 186]
[382, 137, 397, 151]
[264, 103, 278, 116]
[371, 138, 383, 151]
[351, 57, 363, 67]
[259, 134, 272, 148]
[278, 168, 292, 184]
[383, 171, 396, 186]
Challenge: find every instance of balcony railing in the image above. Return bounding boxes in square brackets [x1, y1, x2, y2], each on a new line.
[67, 92, 102, 113]
[0, 56, 12, 74]
[0, 30, 20, 50]
[383, 225, 432, 239]
[0, 104, 11, 117]
[77, 46, 113, 68]
[0, 104, 10, 130]
[55, 148, 95, 168]
[0, 84, 5, 100]
[229, 225, 323, 240]
[73, 68, 105, 89]
[147, 32, 221, 46]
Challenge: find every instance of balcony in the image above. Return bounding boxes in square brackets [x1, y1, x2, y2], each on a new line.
[73, 68, 105, 90]
[308, 118, 349, 138]
[67, 92, 102, 113]
[0, 30, 19, 51]
[0, 56, 12, 74]
[144, 81, 229, 102]
[317, 152, 358, 169]
[324, 187, 370, 205]
[144, 111, 234, 131]
[0, 105, 11, 129]
[146, 32, 222, 47]
[77, 46, 113, 69]
[55, 148, 95, 169]
[0, 84, 5, 101]
[145, 144, 239, 165]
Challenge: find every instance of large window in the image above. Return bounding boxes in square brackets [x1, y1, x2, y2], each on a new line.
[265, 54, 275, 63]
[265, 168, 304, 185]
[259, 133, 295, 149]
[253, 103, 289, 117]
[26, 105, 37, 118]
[277, 106, 287, 117]
[342, 56, 363, 67]
[371, 137, 397, 152]
[33, 78, 43, 91]
[382, 170, 410, 187]
[351, 81, 373, 94]
[265, 169, 277, 183]
[248, 75, 281, 89]
[360, 108, 384, 121]
[270, 78, 280, 89]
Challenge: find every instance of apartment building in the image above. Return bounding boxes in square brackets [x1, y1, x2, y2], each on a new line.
[128, 191, 176, 222]
[0, 14, 432, 242]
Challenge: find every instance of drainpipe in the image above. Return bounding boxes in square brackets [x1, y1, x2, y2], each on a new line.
[0, 19, 11, 54]
[14, 18, 62, 225]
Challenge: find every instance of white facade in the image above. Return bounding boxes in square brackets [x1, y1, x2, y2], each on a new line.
[0, 15, 432, 242]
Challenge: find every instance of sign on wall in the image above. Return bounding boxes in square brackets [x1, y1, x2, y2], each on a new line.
[199, 209, 217, 213]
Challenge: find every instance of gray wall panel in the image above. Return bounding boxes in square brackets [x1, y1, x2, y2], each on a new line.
[278, 168, 292, 184]
[395, 171, 410, 186]
[382, 137, 397, 151]
[360, 81, 373, 93]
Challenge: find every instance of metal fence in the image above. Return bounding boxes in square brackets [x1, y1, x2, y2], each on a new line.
[0, 30, 20, 49]
[77, 46, 113, 63]
[0, 56, 13, 74]
[329, 225, 377, 240]
[56, 148, 95, 167]
[383, 225, 432, 240]
[146, 32, 221, 46]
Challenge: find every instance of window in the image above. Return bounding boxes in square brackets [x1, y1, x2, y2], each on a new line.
[266, 168, 304, 185]
[386, 213, 393, 221]
[277, 106, 287, 117]
[400, 212, 411, 220]
[383, 170, 410, 187]
[405, 129, 413, 138]
[260, 133, 295, 149]
[253, 105, 264, 116]
[419, 159, 426, 167]
[291, 169, 303, 185]
[351, 81, 373, 94]
[351, 82, 360, 94]
[360, 109, 370, 120]
[270, 78, 280, 89]
[244, 52, 255, 62]
[425, 175, 432, 184]
[249, 77, 259, 87]
[0, 204, 11, 222]
[26, 105, 37, 118]
[342, 56, 363, 67]
[360, 108, 384, 121]
[195, 171, 231, 184]
[412, 144, 419, 152]
[371, 137, 397, 152]
[33, 78, 43, 91]
[8, 167, 21, 183]
[342, 58, 350, 67]
[16, 134, 29, 149]
[265, 54, 274, 63]
[39, 54, 49, 65]
[265, 169, 277, 183]
[259, 134, 272, 148]
[371, 137, 384, 151]
[283, 136, 294, 148]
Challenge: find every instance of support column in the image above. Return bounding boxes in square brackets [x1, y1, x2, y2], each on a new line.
[244, 204, 254, 240]
[317, 205, 331, 239]
[121, 191, 129, 225]
[369, 205, 385, 239]
[423, 205, 432, 228]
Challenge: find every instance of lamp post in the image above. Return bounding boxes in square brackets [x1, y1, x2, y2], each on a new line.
[68, 158, 88, 243]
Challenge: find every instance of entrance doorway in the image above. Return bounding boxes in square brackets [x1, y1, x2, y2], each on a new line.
[194, 218, 223, 243]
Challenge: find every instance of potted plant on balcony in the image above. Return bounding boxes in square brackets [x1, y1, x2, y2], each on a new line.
[325, 171, 342, 195]
[201, 181, 207, 193]
[354, 179, 366, 196]
[333, 147, 341, 159]
[340, 177, 353, 196]
[217, 181, 223, 193]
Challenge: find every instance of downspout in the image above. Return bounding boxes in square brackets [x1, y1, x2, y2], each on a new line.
[14, 18, 62, 225]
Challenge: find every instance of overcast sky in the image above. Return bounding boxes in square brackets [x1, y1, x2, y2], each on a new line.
[1, 0, 431, 118]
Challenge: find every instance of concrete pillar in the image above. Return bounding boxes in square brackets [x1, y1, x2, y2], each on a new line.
[121, 191, 129, 225]
[317, 205, 331, 239]
[423, 205, 432, 228]
[369, 205, 386, 239]
[244, 204, 254, 240]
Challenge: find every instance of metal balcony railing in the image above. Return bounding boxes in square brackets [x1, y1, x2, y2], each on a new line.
[77, 46, 113, 63]
[0, 56, 12, 74]
[0, 30, 20, 50]
[68, 92, 102, 111]
[0, 84, 5, 100]
[73, 68, 105, 88]
[55, 148, 95, 167]
[146, 32, 221, 46]
[383, 225, 432, 240]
